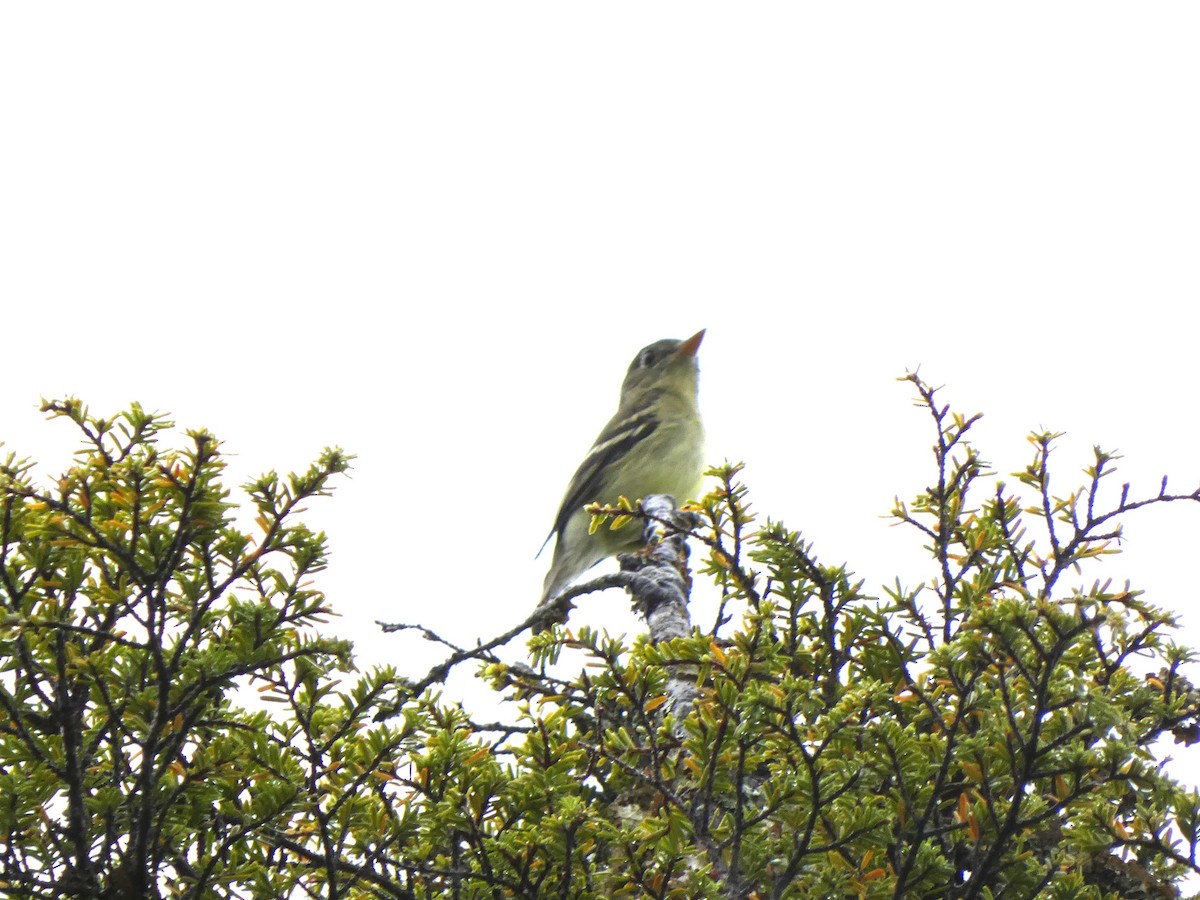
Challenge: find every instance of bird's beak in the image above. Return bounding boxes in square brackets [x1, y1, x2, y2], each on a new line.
[677, 329, 705, 358]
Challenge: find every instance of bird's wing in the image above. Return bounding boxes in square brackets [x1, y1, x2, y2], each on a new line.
[538, 398, 659, 555]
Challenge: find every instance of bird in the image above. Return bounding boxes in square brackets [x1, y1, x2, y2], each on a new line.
[535, 330, 706, 623]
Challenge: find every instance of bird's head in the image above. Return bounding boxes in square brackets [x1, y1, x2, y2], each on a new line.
[618, 329, 705, 407]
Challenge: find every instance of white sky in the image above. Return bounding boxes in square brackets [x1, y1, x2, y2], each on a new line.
[2, 4, 1199, 736]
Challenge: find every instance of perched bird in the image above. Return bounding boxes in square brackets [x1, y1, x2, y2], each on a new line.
[536, 330, 706, 620]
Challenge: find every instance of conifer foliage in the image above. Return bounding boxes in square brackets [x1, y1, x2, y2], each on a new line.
[1, 377, 1198, 898]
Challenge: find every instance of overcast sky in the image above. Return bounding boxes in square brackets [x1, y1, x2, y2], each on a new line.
[2, 5, 1198, 722]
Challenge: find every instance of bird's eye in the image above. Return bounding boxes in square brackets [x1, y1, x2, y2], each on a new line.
[638, 349, 658, 369]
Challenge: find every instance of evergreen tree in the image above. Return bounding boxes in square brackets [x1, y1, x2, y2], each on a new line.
[1, 375, 1198, 898]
